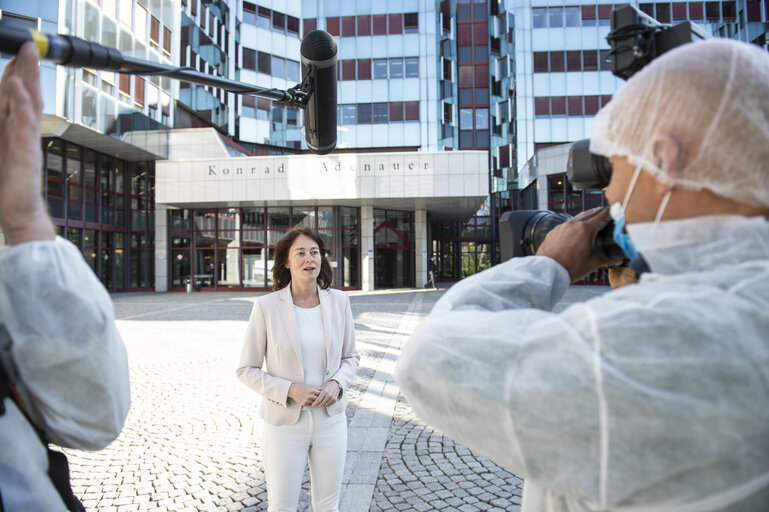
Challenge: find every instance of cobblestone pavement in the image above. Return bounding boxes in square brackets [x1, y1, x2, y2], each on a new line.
[64, 284, 609, 511]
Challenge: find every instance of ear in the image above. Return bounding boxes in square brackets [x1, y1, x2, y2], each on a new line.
[650, 132, 684, 179]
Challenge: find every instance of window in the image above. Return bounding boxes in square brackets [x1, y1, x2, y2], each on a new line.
[161, 24, 171, 55]
[287, 16, 299, 35]
[271, 103, 284, 123]
[304, 18, 317, 36]
[460, 108, 473, 129]
[655, 3, 671, 23]
[404, 58, 419, 78]
[583, 50, 598, 71]
[404, 101, 419, 121]
[341, 105, 356, 125]
[459, 64, 474, 87]
[534, 52, 548, 72]
[243, 2, 256, 25]
[271, 55, 285, 78]
[150, 16, 160, 44]
[357, 103, 372, 124]
[341, 60, 356, 80]
[373, 59, 388, 79]
[273, 11, 285, 31]
[672, 2, 688, 19]
[357, 15, 371, 36]
[373, 103, 388, 123]
[243, 48, 256, 70]
[566, 51, 581, 72]
[534, 97, 549, 116]
[551, 96, 566, 116]
[532, 8, 547, 28]
[326, 17, 340, 36]
[390, 59, 403, 79]
[443, 58, 453, 80]
[404, 12, 418, 32]
[549, 7, 563, 27]
[257, 98, 270, 120]
[358, 59, 371, 80]
[475, 109, 488, 129]
[443, 102, 452, 124]
[286, 60, 299, 83]
[568, 96, 582, 116]
[584, 96, 600, 115]
[689, 2, 704, 18]
[242, 95, 256, 118]
[550, 51, 564, 72]
[258, 52, 271, 74]
[372, 14, 387, 35]
[582, 4, 597, 26]
[391, 102, 404, 122]
[258, 7, 270, 29]
[565, 6, 580, 26]
[286, 108, 298, 126]
[342, 16, 355, 36]
[388, 13, 402, 34]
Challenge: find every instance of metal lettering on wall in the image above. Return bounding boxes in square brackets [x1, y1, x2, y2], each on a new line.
[204, 159, 431, 177]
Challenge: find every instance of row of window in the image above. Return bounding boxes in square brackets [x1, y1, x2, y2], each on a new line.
[242, 3, 301, 36]
[534, 95, 613, 117]
[241, 97, 299, 126]
[533, 2, 744, 28]
[533, 50, 613, 73]
[338, 58, 419, 81]
[303, 13, 419, 37]
[338, 102, 420, 125]
[242, 50, 300, 82]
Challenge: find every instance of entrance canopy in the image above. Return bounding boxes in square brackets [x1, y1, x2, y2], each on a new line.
[156, 143, 488, 222]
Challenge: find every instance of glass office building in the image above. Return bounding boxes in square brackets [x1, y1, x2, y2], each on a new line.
[1, 0, 766, 290]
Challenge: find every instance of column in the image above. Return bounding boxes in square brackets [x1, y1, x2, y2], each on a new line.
[361, 206, 374, 291]
[415, 209, 427, 288]
[154, 203, 168, 292]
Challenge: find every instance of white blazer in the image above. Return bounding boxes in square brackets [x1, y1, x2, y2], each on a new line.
[236, 285, 359, 426]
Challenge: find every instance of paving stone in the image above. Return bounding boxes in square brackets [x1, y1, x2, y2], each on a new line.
[61, 288, 607, 510]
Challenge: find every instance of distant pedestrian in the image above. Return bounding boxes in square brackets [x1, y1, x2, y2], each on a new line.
[425, 256, 438, 289]
[236, 227, 359, 512]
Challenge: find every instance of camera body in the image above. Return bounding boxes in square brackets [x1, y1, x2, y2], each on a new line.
[499, 6, 707, 262]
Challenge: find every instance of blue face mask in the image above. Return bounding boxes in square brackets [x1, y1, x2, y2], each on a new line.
[610, 202, 641, 261]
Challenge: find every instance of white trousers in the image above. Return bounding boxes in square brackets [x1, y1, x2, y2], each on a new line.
[263, 407, 347, 512]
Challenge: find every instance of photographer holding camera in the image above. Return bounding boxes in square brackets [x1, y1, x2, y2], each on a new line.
[396, 39, 769, 511]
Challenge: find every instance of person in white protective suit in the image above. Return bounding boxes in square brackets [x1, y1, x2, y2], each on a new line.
[0, 43, 131, 510]
[395, 39, 769, 512]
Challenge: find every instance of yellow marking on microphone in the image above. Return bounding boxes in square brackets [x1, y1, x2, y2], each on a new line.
[29, 29, 49, 57]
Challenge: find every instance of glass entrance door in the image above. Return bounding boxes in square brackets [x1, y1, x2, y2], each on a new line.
[373, 209, 414, 288]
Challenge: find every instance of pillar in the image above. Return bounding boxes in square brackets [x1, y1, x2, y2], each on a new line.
[361, 206, 374, 291]
[154, 203, 168, 292]
[415, 209, 428, 288]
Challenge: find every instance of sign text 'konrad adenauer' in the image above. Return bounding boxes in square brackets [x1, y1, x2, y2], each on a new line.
[207, 159, 432, 176]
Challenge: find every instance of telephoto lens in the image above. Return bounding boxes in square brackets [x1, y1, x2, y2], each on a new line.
[499, 210, 624, 262]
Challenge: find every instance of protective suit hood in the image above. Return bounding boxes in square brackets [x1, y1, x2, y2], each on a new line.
[626, 215, 769, 276]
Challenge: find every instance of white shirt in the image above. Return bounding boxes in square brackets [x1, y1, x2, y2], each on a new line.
[293, 304, 325, 388]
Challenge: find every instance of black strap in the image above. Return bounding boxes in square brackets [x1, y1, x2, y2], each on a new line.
[0, 364, 85, 511]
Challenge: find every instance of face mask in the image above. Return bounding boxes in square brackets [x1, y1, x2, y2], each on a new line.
[610, 202, 641, 261]
[609, 164, 674, 261]
[609, 164, 644, 261]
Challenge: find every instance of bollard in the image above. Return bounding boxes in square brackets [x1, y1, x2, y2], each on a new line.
[186, 277, 192, 294]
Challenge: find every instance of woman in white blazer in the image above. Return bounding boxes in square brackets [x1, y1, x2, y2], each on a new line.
[236, 227, 359, 512]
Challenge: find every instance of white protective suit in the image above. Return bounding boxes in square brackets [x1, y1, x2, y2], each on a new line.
[395, 215, 769, 512]
[0, 237, 130, 510]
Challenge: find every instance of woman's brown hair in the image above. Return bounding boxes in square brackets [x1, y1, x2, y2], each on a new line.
[271, 227, 333, 291]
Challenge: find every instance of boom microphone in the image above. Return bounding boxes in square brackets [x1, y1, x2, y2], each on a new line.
[300, 30, 337, 155]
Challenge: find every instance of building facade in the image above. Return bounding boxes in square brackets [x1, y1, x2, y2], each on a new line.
[1, 0, 766, 291]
